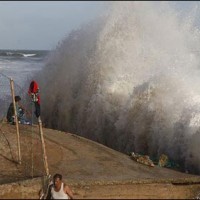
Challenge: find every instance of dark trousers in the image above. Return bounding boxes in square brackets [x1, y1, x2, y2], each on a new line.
[34, 102, 40, 118]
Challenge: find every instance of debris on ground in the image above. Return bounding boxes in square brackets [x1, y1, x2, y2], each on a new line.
[158, 154, 168, 167]
[130, 152, 155, 167]
[130, 152, 182, 171]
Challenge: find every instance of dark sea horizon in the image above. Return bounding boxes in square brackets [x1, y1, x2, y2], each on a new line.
[0, 49, 49, 87]
[0, 49, 50, 118]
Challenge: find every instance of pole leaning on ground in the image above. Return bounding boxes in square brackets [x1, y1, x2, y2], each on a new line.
[29, 80, 49, 176]
[10, 78, 21, 164]
[38, 116, 49, 176]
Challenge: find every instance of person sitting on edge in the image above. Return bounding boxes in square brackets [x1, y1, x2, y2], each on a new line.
[51, 173, 74, 199]
[7, 95, 31, 125]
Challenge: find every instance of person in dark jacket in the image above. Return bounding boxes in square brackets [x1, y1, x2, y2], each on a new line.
[7, 95, 30, 125]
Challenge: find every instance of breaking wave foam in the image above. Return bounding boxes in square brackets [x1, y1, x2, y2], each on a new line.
[36, 2, 200, 174]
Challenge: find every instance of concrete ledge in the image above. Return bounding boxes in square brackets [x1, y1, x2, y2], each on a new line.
[1, 177, 200, 199]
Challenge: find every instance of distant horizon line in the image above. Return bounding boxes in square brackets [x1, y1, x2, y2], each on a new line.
[0, 48, 51, 51]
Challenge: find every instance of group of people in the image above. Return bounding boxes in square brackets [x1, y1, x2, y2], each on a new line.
[7, 80, 40, 124]
[7, 96, 73, 199]
[7, 98, 73, 199]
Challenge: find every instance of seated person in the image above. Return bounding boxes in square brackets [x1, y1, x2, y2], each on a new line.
[7, 95, 31, 125]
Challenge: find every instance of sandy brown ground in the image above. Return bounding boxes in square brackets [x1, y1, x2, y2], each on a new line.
[0, 122, 200, 199]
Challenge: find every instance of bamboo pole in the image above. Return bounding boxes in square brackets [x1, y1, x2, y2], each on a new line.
[38, 116, 49, 176]
[10, 78, 21, 164]
[31, 103, 34, 178]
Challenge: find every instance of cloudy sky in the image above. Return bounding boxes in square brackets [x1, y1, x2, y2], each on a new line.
[0, 1, 198, 50]
[0, 1, 106, 50]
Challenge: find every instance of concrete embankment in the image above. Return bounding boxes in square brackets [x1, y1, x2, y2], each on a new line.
[0, 123, 200, 199]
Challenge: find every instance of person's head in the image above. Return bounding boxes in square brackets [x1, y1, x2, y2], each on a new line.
[53, 173, 62, 188]
[15, 96, 21, 102]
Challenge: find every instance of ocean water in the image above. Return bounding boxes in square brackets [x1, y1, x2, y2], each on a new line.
[0, 49, 48, 87]
[0, 49, 48, 118]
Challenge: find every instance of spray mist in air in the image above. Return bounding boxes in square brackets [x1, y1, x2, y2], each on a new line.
[35, 2, 200, 174]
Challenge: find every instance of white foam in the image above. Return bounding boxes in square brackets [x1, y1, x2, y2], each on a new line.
[22, 54, 36, 57]
[37, 2, 200, 173]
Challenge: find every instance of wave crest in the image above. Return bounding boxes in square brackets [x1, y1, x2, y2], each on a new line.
[36, 2, 200, 174]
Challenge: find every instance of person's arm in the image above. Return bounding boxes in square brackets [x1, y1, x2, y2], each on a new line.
[38, 188, 43, 199]
[64, 184, 74, 199]
[18, 102, 31, 117]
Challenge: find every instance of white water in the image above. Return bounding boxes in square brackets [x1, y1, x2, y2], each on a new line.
[36, 2, 200, 174]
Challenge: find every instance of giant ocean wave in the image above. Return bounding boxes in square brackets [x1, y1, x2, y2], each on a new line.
[36, 2, 200, 174]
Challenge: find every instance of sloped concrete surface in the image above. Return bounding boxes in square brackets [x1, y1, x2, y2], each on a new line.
[0, 123, 200, 198]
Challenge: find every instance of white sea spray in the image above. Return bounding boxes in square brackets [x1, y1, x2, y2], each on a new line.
[36, 2, 200, 174]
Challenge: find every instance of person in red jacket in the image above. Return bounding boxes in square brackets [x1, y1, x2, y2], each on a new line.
[28, 80, 40, 118]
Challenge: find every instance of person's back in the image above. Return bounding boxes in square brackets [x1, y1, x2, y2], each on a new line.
[6, 95, 31, 125]
[6, 102, 14, 124]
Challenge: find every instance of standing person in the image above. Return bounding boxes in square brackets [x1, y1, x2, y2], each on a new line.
[6, 95, 30, 125]
[28, 80, 40, 118]
[51, 173, 74, 199]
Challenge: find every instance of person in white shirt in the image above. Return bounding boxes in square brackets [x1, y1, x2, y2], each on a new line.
[51, 173, 73, 199]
